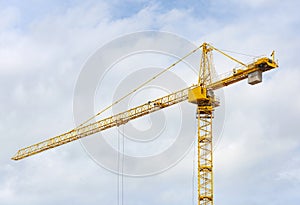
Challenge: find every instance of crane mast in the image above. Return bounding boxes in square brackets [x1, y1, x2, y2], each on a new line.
[195, 43, 215, 205]
[11, 43, 278, 205]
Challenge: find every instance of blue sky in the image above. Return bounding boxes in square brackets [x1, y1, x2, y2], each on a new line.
[1, 0, 300, 205]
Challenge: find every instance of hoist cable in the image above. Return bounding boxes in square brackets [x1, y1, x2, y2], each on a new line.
[218, 48, 259, 58]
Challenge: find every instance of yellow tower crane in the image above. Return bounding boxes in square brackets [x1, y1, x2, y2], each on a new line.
[12, 43, 278, 205]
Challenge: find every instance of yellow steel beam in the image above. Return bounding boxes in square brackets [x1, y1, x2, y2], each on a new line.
[209, 57, 278, 90]
[11, 87, 190, 160]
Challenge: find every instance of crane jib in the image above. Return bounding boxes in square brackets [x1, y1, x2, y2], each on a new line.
[11, 87, 190, 160]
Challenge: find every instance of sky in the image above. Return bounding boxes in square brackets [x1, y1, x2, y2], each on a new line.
[1, 0, 300, 205]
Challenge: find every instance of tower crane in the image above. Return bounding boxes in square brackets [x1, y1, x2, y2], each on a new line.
[12, 43, 278, 205]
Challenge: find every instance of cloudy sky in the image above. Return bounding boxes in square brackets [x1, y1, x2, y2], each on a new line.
[1, 0, 300, 205]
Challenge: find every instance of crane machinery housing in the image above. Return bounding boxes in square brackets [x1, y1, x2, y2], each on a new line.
[12, 42, 278, 205]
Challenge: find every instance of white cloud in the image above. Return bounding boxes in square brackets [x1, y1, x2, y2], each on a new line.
[0, 7, 20, 30]
[227, 0, 280, 8]
[1, 0, 300, 205]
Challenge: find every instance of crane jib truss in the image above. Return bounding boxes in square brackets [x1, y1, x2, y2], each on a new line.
[11, 43, 278, 205]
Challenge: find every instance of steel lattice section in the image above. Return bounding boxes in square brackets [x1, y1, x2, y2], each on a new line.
[197, 106, 213, 205]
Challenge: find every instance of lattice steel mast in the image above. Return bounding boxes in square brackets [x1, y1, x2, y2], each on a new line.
[188, 43, 218, 205]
